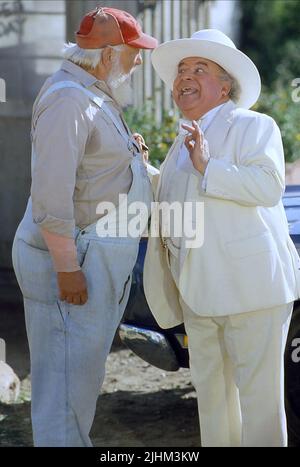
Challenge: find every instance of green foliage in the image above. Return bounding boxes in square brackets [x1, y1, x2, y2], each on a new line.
[276, 40, 300, 85]
[240, 0, 300, 86]
[125, 106, 178, 167]
[240, 0, 300, 161]
[255, 84, 300, 162]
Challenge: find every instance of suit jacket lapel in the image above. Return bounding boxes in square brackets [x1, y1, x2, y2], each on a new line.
[152, 100, 237, 270]
[179, 100, 237, 269]
[205, 100, 236, 157]
[156, 100, 236, 201]
[155, 135, 184, 201]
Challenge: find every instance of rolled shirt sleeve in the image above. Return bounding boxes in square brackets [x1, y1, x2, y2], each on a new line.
[31, 95, 89, 238]
[40, 228, 81, 272]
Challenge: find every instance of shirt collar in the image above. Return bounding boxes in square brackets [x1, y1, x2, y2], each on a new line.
[178, 101, 227, 134]
[60, 60, 114, 102]
[200, 102, 226, 130]
[61, 60, 98, 87]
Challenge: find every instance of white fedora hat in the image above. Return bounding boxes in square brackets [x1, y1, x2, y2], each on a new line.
[151, 29, 261, 109]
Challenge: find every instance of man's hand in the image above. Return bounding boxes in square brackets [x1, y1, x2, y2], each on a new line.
[133, 133, 149, 166]
[181, 120, 210, 175]
[57, 270, 88, 306]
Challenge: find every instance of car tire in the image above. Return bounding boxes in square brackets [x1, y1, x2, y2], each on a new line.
[285, 303, 300, 447]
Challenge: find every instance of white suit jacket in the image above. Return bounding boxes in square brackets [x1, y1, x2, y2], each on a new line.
[144, 100, 300, 328]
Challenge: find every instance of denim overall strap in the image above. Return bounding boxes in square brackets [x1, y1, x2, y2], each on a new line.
[79, 155, 152, 240]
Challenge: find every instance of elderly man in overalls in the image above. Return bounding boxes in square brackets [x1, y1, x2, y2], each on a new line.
[12, 7, 157, 447]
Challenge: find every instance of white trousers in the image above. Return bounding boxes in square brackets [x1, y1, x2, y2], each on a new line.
[168, 248, 293, 447]
[180, 297, 293, 447]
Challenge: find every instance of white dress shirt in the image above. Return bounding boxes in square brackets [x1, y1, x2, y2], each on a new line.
[177, 102, 227, 188]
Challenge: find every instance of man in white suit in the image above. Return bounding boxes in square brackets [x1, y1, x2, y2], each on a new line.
[144, 29, 300, 447]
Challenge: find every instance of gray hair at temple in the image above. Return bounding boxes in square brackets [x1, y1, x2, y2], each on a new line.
[62, 42, 134, 108]
[62, 43, 126, 70]
[218, 66, 241, 103]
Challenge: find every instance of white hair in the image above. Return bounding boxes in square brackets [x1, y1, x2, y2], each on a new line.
[62, 43, 134, 108]
[218, 68, 241, 103]
[62, 42, 127, 70]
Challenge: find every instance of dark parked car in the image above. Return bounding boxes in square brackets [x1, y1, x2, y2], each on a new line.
[119, 185, 300, 446]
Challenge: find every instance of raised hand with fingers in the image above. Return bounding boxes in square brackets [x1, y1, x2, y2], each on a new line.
[133, 133, 149, 166]
[181, 120, 210, 175]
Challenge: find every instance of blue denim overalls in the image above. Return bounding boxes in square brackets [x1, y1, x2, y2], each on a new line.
[12, 81, 153, 447]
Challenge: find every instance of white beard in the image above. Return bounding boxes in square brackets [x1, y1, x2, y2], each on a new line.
[107, 61, 135, 108]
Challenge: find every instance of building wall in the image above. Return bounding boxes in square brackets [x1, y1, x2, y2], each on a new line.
[210, 0, 240, 42]
[0, 0, 65, 269]
[133, 0, 212, 121]
[65, 0, 138, 42]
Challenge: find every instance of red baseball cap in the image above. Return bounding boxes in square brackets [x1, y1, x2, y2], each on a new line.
[76, 6, 158, 50]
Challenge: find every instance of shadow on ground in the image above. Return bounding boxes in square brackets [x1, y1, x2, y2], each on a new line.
[0, 387, 199, 447]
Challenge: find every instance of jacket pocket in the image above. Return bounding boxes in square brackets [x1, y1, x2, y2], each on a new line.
[225, 231, 274, 259]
